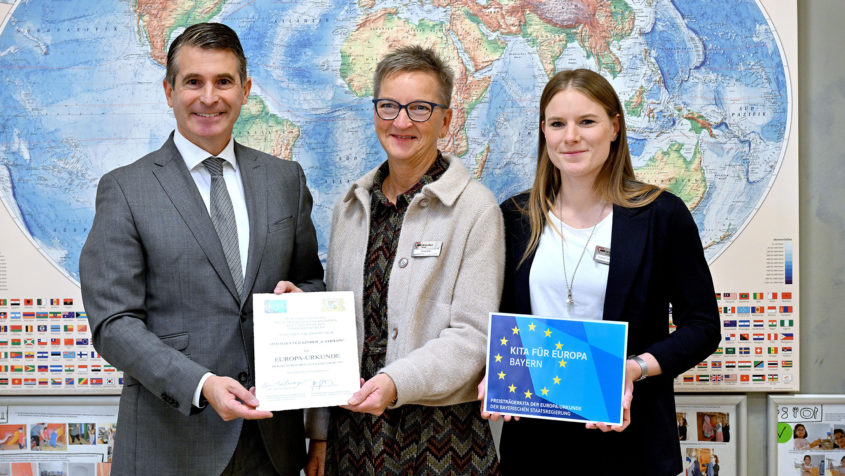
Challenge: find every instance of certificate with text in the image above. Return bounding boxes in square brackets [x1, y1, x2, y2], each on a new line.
[484, 312, 628, 425]
[253, 291, 360, 411]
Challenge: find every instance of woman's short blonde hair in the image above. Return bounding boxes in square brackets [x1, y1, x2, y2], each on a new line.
[373, 45, 454, 107]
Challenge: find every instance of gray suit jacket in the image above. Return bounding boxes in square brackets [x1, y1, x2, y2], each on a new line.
[80, 134, 324, 475]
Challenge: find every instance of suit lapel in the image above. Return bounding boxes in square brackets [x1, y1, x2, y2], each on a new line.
[237, 143, 267, 305]
[151, 136, 241, 302]
[603, 203, 651, 322]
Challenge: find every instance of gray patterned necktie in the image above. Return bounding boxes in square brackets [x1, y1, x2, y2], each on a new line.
[202, 157, 243, 295]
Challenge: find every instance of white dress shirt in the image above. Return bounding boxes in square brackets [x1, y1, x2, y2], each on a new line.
[172, 129, 250, 408]
[173, 129, 250, 277]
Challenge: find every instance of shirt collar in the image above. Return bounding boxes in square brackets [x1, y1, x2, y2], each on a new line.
[173, 128, 238, 172]
[344, 152, 469, 207]
[370, 153, 448, 211]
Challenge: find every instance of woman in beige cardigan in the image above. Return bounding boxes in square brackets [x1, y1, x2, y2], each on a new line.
[306, 45, 504, 475]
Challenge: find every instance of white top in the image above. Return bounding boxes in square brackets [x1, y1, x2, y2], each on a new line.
[529, 211, 613, 321]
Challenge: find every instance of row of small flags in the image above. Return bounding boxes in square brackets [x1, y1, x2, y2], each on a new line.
[699, 360, 792, 369]
[0, 376, 122, 386]
[719, 306, 793, 315]
[0, 324, 88, 333]
[723, 319, 793, 329]
[0, 298, 74, 307]
[0, 350, 100, 363]
[711, 346, 791, 355]
[0, 363, 115, 372]
[672, 318, 795, 334]
[682, 374, 781, 383]
[0, 350, 101, 360]
[0, 350, 100, 360]
[0, 337, 90, 346]
[0, 311, 86, 319]
[716, 292, 792, 301]
[722, 332, 793, 342]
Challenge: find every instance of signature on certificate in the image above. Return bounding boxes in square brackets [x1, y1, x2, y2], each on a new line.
[263, 379, 309, 392]
[312, 378, 337, 391]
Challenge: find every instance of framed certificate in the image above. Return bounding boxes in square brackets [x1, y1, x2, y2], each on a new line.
[483, 312, 627, 425]
[253, 291, 360, 411]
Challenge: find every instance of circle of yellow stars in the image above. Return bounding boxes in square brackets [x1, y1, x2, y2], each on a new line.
[492, 321, 568, 403]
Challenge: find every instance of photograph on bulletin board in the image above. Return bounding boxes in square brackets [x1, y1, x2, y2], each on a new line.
[0, 397, 119, 475]
[769, 395, 845, 476]
[677, 395, 747, 476]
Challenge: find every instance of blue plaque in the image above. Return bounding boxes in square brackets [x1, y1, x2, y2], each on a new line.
[484, 312, 628, 425]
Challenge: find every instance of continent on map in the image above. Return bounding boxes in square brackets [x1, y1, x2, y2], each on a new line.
[135, 0, 227, 65]
[636, 141, 706, 210]
[233, 96, 300, 161]
[449, 8, 506, 72]
[433, 0, 634, 77]
[530, 0, 634, 76]
[521, 12, 577, 78]
[340, 10, 494, 157]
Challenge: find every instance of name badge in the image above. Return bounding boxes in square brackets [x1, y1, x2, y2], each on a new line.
[593, 245, 610, 265]
[412, 241, 442, 257]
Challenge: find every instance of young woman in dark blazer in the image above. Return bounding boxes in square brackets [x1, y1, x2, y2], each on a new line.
[482, 69, 720, 475]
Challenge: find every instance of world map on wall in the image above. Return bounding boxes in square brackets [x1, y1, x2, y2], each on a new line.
[0, 0, 790, 283]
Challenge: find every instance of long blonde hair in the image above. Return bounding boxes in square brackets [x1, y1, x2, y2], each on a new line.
[521, 69, 661, 265]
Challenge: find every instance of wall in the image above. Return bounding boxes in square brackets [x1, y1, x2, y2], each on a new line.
[746, 2, 845, 475]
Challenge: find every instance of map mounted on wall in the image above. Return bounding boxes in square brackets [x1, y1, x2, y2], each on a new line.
[0, 0, 790, 282]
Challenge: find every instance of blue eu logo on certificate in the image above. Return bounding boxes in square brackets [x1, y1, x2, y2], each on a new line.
[484, 312, 628, 425]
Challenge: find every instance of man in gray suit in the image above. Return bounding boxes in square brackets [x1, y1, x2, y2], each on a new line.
[79, 23, 324, 475]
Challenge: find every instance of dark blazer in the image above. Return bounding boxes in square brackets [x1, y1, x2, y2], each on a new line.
[79, 135, 324, 475]
[498, 192, 720, 476]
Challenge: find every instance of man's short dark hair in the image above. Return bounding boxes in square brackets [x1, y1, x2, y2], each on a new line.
[165, 23, 247, 86]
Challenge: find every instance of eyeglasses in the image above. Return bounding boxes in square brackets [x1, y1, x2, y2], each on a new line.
[372, 98, 448, 122]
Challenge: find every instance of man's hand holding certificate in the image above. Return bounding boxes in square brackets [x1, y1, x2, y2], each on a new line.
[484, 312, 628, 425]
[253, 291, 360, 411]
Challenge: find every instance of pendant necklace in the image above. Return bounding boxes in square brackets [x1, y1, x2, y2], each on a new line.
[559, 200, 604, 305]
